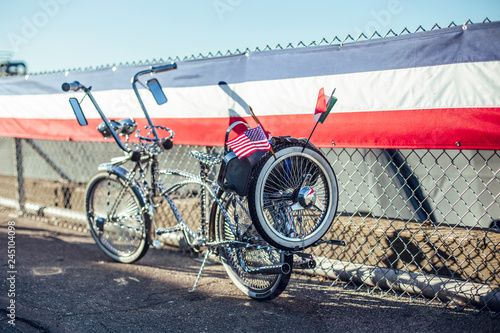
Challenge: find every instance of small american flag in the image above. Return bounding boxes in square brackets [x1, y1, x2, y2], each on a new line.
[226, 126, 271, 159]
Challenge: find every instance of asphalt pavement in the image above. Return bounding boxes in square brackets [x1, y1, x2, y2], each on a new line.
[0, 210, 498, 333]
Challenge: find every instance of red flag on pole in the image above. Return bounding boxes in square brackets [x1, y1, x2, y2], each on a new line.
[313, 87, 337, 123]
[314, 88, 327, 122]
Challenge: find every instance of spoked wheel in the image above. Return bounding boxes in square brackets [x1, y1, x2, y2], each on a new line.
[214, 192, 292, 301]
[85, 171, 150, 263]
[248, 139, 338, 251]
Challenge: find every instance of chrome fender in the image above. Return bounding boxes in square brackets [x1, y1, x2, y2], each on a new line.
[98, 163, 155, 243]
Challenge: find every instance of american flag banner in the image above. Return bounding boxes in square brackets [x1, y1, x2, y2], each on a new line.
[226, 126, 271, 159]
[0, 22, 498, 149]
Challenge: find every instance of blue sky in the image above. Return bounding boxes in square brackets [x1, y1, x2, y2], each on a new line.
[1, 0, 499, 73]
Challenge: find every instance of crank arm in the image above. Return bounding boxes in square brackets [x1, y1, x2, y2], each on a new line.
[312, 239, 346, 247]
[292, 251, 313, 260]
[245, 263, 291, 275]
[156, 225, 182, 235]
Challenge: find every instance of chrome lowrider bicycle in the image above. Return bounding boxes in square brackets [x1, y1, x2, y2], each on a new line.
[62, 63, 342, 300]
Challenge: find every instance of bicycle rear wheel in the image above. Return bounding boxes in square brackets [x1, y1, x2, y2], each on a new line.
[213, 192, 292, 301]
[248, 139, 338, 250]
[86, 171, 150, 263]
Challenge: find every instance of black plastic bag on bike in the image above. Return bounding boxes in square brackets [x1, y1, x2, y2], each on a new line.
[217, 150, 265, 197]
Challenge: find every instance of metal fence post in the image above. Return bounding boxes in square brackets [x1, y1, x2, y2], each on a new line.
[384, 149, 436, 223]
[14, 138, 25, 213]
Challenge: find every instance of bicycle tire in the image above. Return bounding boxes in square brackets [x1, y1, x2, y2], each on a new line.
[213, 191, 292, 301]
[85, 171, 150, 263]
[248, 139, 338, 250]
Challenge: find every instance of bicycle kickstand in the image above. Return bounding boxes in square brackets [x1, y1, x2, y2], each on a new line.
[188, 249, 211, 293]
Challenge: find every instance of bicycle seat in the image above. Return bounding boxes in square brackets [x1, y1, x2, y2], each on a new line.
[189, 151, 222, 166]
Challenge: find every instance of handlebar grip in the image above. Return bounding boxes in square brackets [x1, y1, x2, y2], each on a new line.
[162, 138, 173, 150]
[150, 63, 177, 74]
[61, 81, 83, 92]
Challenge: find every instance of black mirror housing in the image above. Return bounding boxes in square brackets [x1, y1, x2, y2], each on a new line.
[69, 97, 88, 126]
[147, 78, 167, 105]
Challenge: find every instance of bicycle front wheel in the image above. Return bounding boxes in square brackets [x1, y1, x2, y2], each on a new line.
[248, 139, 338, 250]
[86, 171, 150, 263]
[213, 192, 292, 301]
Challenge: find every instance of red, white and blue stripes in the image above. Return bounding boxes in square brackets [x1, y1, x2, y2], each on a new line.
[0, 22, 499, 149]
[226, 126, 271, 159]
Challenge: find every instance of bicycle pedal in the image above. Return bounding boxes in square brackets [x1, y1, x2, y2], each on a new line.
[293, 259, 316, 270]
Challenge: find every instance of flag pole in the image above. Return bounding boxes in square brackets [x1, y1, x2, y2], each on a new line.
[302, 88, 337, 153]
[301, 119, 320, 153]
[249, 106, 277, 160]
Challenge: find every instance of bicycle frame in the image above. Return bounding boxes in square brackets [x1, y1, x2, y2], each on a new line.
[64, 64, 273, 252]
[62, 63, 327, 298]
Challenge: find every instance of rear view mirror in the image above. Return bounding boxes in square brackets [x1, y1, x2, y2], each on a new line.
[69, 97, 88, 126]
[147, 78, 167, 105]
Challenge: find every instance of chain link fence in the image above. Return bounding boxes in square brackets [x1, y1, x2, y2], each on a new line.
[1, 18, 498, 314]
[0, 137, 498, 313]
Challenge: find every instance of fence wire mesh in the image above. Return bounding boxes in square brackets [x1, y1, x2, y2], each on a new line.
[0, 137, 498, 313]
